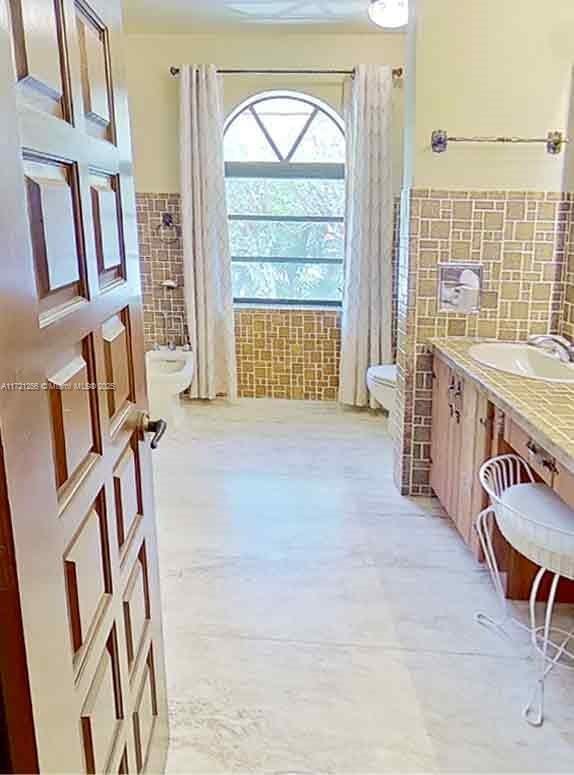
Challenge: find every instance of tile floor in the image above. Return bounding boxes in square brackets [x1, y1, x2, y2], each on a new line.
[155, 399, 574, 774]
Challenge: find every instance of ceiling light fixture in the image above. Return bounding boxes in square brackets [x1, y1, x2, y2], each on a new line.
[368, 0, 408, 29]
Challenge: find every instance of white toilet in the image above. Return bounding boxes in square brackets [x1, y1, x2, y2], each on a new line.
[146, 348, 195, 429]
[366, 364, 398, 414]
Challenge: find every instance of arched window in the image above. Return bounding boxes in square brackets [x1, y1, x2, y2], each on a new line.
[224, 91, 345, 306]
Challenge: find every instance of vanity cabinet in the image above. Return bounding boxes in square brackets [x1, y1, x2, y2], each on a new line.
[430, 356, 490, 559]
[431, 350, 574, 601]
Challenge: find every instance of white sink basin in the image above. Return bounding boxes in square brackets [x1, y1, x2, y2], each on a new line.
[468, 342, 574, 383]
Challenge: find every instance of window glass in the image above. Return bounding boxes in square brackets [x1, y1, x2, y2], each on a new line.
[231, 262, 343, 303]
[229, 220, 344, 260]
[224, 111, 278, 162]
[254, 98, 314, 160]
[226, 178, 345, 218]
[290, 111, 346, 164]
[225, 92, 345, 305]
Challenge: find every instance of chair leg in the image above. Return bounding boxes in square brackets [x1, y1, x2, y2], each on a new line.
[523, 570, 560, 727]
[474, 507, 511, 637]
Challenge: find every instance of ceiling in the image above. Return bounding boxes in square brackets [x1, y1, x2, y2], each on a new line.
[123, 0, 388, 34]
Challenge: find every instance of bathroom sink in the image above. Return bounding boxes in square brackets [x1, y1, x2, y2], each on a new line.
[468, 342, 574, 383]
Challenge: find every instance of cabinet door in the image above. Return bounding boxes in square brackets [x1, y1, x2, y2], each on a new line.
[430, 357, 452, 506]
[430, 357, 493, 561]
[456, 380, 490, 556]
[446, 374, 463, 517]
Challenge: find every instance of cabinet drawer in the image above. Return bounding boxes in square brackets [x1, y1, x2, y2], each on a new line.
[553, 462, 574, 510]
[504, 418, 556, 485]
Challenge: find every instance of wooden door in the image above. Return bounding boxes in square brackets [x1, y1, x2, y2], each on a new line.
[0, 1, 168, 772]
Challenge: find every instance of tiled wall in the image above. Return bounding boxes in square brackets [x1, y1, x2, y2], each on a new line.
[394, 188, 572, 496]
[137, 193, 188, 348]
[235, 309, 341, 400]
[137, 192, 400, 401]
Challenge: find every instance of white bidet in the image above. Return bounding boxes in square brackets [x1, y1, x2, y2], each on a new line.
[146, 348, 195, 430]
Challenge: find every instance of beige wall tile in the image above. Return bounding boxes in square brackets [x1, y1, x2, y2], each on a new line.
[515, 222, 535, 240]
[421, 200, 440, 219]
[484, 211, 504, 230]
[429, 221, 450, 239]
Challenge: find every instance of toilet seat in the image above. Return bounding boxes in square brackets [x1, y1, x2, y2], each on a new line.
[366, 364, 397, 414]
[368, 365, 397, 386]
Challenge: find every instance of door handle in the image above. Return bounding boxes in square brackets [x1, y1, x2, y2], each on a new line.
[139, 413, 168, 449]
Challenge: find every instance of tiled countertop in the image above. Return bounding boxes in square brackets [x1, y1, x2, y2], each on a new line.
[431, 338, 574, 474]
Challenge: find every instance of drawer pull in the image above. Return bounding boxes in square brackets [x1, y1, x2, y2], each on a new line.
[524, 438, 557, 476]
[542, 458, 558, 474]
[526, 440, 539, 456]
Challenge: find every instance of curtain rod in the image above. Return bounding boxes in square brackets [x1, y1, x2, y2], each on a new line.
[169, 66, 404, 79]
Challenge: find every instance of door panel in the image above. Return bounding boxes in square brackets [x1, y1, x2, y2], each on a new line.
[102, 311, 134, 424]
[24, 155, 90, 324]
[49, 349, 99, 488]
[114, 442, 142, 555]
[123, 545, 151, 670]
[75, 0, 114, 141]
[9, 0, 71, 118]
[133, 650, 158, 774]
[25, 158, 82, 292]
[80, 627, 124, 775]
[90, 171, 126, 289]
[0, 0, 168, 771]
[64, 500, 112, 656]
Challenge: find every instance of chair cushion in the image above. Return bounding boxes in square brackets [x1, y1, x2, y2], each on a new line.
[497, 483, 574, 579]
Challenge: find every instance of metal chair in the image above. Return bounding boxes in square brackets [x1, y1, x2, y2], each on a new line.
[475, 454, 574, 726]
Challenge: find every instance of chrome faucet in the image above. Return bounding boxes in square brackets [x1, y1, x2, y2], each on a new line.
[527, 334, 574, 363]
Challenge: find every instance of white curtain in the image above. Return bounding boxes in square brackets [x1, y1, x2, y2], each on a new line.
[339, 65, 394, 408]
[180, 65, 237, 400]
